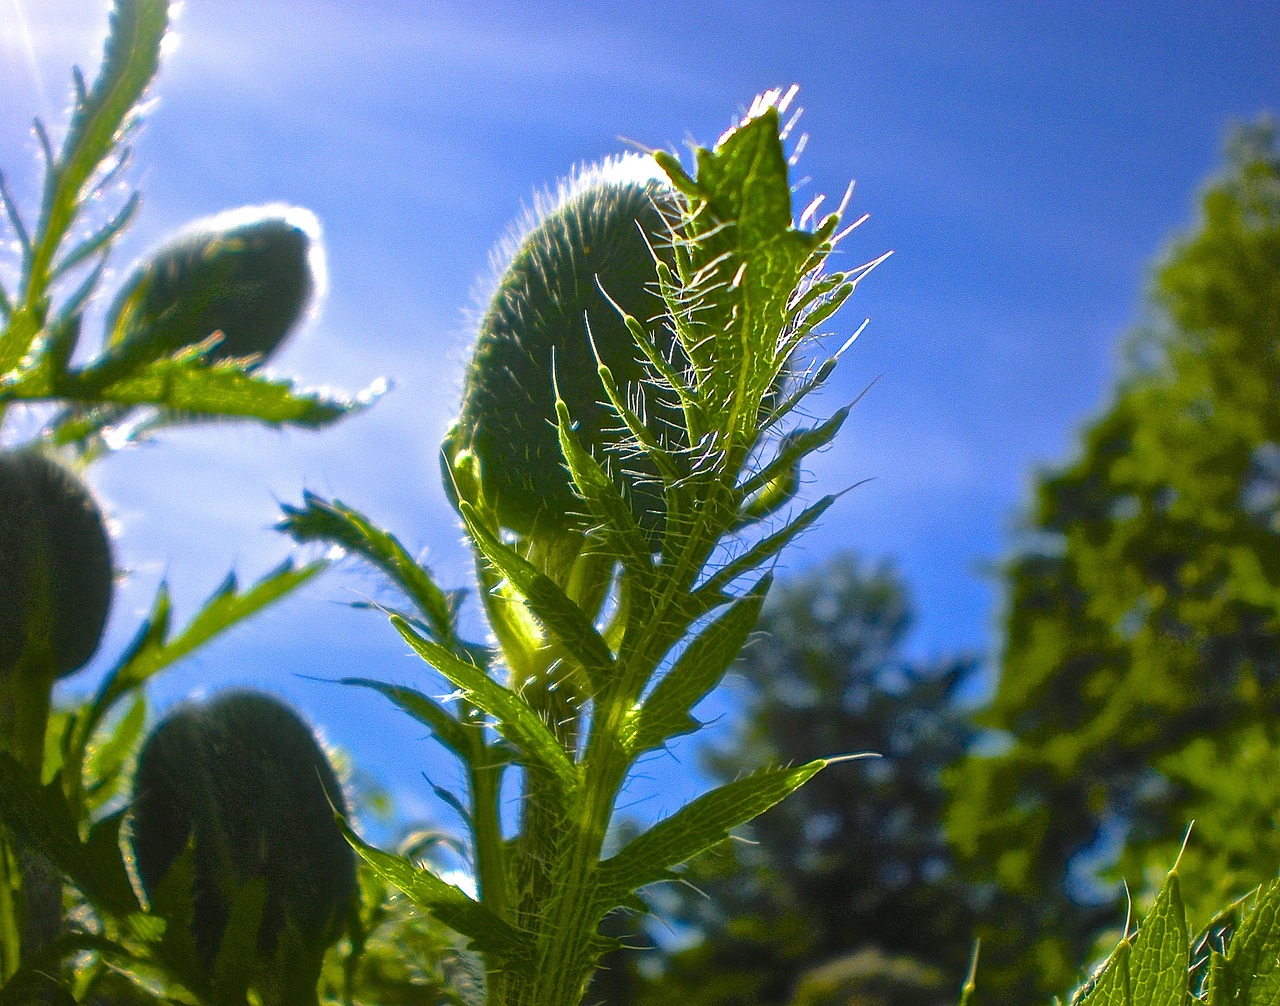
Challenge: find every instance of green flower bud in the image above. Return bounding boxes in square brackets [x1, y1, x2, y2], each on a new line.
[104, 205, 322, 367]
[0, 450, 113, 679]
[129, 691, 355, 979]
[451, 154, 686, 541]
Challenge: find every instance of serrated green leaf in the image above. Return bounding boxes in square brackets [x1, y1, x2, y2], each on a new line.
[279, 492, 456, 640]
[1204, 950, 1231, 1006]
[0, 0, 168, 372]
[628, 578, 769, 754]
[1129, 870, 1188, 1006]
[392, 615, 576, 788]
[103, 559, 324, 706]
[336, 813, 530, 968]
[1228, 875, 1280, 1004]
[698, 493, 837, 599]
[3, 354, 370, 427]
[1073, 938, 1131, 1006]
[667, 103, 824, 421]
[596, 759, 825, 899]
[51, 0, 167, 231]
[458, 500, 617, 695]
[694, 107, 794, 245]
[555, 398, 656, 584]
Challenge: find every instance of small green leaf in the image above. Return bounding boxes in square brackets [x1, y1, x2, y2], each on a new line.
[555, 398, 655, 585]
[101, 559, 324, 706]
[336, 813, 530, 968]
[698, 493, 838, 599]
[392, 615, 576, 788]
[738, 406, 850, 500]
[50, 190, 140, 281]
[459, 500, 617, 695]
[1228, 875, 1280, 1004]
[1204, 950, 1231, 1006]
[628, 578, 769, 754]
[1073, 938, 1131, 1006]
[1128, 870, 1188, 1006]
[83, 691, 146, 811]
[597, 759, 825, 899]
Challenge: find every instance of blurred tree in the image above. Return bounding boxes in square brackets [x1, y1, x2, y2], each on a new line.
[597, 553, 979, 1006]
[946, 120, 1280, 1003]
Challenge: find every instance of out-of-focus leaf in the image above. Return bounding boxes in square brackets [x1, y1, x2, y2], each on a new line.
[0, 753, 137, 915]
[1, 353, 371, 428]
[279, 492, 456, 640]
[337, 814, 530, 969]
[83, 692, 146, 812]
[98, 559, 324, 710]
[0, 0, 168, 372]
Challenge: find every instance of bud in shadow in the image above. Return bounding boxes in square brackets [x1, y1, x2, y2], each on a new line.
[104, 205, 321, 368]
[0, 450, 113, 680]
[129, 690, 356, 1002]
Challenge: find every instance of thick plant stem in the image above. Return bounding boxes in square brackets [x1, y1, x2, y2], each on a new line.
[503, 700, 632, 1006]
[470, 758, 508, 1004]
[0, 661, 58, 978]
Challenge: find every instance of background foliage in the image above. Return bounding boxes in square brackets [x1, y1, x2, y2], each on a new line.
[945, 122, 1280, 1003]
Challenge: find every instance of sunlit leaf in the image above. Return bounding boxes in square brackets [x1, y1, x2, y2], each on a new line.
[597, 759, 826, 900]
[392, 615, 576, 788]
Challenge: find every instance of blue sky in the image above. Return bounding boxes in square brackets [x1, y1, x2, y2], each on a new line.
[2, 0, 1277, 827]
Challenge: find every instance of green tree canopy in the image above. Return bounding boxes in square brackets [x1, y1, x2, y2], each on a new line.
[947, 120, 1280, 1003]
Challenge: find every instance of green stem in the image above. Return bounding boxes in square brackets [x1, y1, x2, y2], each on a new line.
[504, 693, 632, 1006]
[469, 756, 508, 1002]
[0, 657, 56, 981]
[0, 839, 20, 982]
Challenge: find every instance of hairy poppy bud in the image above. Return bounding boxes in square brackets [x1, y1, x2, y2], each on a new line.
[129, 691, 355, 983]
[0, 450, 113, 679]
[104, 205, 322, 367]
[450, 154, 686, 541]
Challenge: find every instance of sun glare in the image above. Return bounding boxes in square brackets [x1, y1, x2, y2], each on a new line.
[6, 0, 51, 120]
